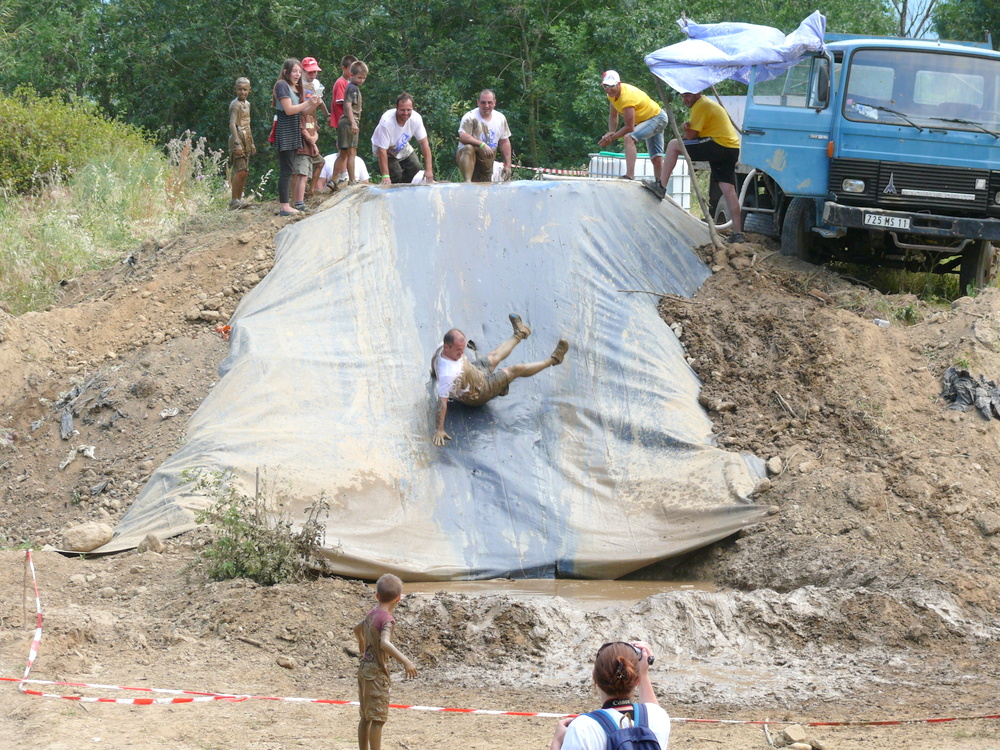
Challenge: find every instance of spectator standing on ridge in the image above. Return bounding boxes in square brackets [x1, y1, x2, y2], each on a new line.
[227, 77, 255, 210]
[456, 89, 512, 182]
[598, 70, 669, 181]
[272, 58, 320, 216]
[371, 93, 435, 184]
[648, 90, 744, 243]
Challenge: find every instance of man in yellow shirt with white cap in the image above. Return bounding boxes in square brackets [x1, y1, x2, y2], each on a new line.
[598, 70, 669, 181]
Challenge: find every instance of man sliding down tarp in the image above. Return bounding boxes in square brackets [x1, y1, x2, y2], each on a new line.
[645, 11, 826, 94]
[92, 180, 771, 580]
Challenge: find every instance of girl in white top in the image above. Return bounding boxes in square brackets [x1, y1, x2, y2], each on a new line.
[551, 640, 670, 750]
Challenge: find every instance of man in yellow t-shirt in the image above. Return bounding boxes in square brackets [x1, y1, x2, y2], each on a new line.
[649, 91, 743, 242]
[597, 70, 669, 180]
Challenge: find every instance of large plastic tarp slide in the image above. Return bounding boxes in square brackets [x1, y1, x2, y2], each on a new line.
[95, 180, 770, 579]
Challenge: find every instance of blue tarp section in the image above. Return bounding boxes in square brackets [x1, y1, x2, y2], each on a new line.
[95, 180, 770, 579]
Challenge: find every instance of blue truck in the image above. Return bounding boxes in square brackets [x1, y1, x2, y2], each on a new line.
[738, 37, 1000, 290]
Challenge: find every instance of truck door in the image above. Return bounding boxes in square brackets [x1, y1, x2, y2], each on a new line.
[741, 53, 836, 198]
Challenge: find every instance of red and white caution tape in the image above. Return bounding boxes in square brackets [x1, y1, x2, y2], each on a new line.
[9, 551, 1000, 726]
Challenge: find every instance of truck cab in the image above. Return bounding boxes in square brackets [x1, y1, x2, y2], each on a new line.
[740, 38, 1000, 290]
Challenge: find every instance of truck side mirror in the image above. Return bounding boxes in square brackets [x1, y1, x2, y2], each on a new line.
[808, 57, 831, 109]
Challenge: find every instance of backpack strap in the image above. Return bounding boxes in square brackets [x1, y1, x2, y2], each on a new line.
[632, 703, 648, 727]
[585, 708, 623, 737]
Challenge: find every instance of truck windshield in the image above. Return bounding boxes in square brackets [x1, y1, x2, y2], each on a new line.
[843, 48, 1000, 134]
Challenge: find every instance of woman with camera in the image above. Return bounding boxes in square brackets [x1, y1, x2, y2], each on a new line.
[550, 640, 670, 749]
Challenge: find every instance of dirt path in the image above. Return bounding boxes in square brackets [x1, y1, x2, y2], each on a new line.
[3, 196, 1000, 748]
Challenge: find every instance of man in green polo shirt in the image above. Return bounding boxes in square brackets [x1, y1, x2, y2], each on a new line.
[597, 70, 669, 181]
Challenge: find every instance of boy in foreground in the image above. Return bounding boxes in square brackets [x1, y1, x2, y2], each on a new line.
[353, 573, 417, 750]
[228, 77, 256, 210]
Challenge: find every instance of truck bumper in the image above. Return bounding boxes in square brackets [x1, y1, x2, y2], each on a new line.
[823, 202, 1000, 242]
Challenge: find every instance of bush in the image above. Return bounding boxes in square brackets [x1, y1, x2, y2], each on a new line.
[0, 86, 151, 193]
[189, 469, 329, 586]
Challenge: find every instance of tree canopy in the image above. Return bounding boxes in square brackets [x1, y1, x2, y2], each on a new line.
[2, 0, 901, 178]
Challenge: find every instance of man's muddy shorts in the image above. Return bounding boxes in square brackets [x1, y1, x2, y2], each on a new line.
[293, 153, 312, 176]
[458, 352, 511, 406]
[338, 118, 361, 150]
[682, 137, 739, 185]
[358, 660, 391, 722]
[230, 153, 249, 173]
[456, 143, 495, 182]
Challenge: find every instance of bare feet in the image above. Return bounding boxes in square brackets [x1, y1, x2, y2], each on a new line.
[550, 339, 569, 365]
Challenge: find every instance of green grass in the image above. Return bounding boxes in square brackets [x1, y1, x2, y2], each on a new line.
[0, 127, 227, 315]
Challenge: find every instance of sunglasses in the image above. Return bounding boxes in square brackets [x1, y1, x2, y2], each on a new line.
[598, 641, 655, 666]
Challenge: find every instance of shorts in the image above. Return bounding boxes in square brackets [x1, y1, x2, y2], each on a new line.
[230, 154, 249, 173]
[457, 352, 511, 406]
[683, 138, 739, 185]
[628, 110, 669, 159]
[311, 153, 324, 167]
[455, 143, 495, 182]
[358, 661, 390, 722]
[292, 154, 312, 177]
[388, 151, 423, 184]
[338, 118, 360, 150]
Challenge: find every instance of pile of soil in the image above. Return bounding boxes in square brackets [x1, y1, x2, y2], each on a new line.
[3, 193, 1000, 749]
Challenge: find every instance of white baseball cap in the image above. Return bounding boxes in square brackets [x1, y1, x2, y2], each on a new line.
[601, 70, 621, 86]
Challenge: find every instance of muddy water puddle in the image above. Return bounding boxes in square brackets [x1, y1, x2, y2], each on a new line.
[405, 579, 716, 611]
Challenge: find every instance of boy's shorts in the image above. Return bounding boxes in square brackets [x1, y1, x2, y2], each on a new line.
[311, 153, 324, 168]
[338, 118, 361, 150]
[230, 153, 249, 173]
[293, 154, 313, 177]
[358, 661, 390, 722]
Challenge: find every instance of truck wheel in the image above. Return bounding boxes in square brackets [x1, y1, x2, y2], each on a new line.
[742, 210, 777, 238]
[781, 197, 819, 263]
[959, 240, 998, 293]
[713, 198, 732, 229]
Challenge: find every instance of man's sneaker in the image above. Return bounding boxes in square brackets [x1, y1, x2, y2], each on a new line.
[509, 313, 532, 341]
[727, 232, 745, 244]
[550, 339, 569, 365]
[642, 180, 667, 200]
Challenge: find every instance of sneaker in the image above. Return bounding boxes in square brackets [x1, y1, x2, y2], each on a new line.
[617, 174, 633, 180]
[228, 198, 246, 211]
[642, 180, 667, 200]
[293, 201, 307, 211]
[509, 313, 532, 341]
[726, 232, 745, 244]
[550, 339, 569, 365]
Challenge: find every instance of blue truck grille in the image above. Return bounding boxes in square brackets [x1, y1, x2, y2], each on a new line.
[829, 158, 999, 216]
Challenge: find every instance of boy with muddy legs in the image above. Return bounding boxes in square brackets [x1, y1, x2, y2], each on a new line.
[228, 78, 256, 210]
[354, 573, 417, 750]
[335, 61, 368, 185]
[431, 314, 569, 446]
[329, 55, 358, 188]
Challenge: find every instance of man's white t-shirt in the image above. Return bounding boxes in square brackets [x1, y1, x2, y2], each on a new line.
[560, 705, 671, 750]
[434, 353, 468, 399]
[457, 108, 511, 150]
[371, 109, 427, 161]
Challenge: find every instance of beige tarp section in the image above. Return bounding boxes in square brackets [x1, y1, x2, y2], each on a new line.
[95, 180, 770, 579]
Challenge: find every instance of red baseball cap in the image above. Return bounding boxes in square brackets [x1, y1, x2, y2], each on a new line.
[301, 57, 322, 72]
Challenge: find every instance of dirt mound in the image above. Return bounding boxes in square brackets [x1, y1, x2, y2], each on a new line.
[4, 199, 1000, 749]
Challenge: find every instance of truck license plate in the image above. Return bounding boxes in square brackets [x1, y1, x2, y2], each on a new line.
[863, 213, 910, 229]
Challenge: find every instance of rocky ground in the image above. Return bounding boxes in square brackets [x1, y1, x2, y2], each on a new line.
[3, 187, 1000, 748]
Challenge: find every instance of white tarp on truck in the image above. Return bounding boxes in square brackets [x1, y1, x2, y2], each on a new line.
[645, 11, 826, 94]
[93, 180, 771, 580]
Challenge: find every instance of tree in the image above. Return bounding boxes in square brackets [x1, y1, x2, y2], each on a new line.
[934, 0, 1000, 46]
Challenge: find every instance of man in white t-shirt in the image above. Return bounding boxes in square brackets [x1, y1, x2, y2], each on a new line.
[456, 89, 512, 183]
[430, 314, 568, 447]
[371, 93, 435, 185]
[317, 153, 369, 190]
